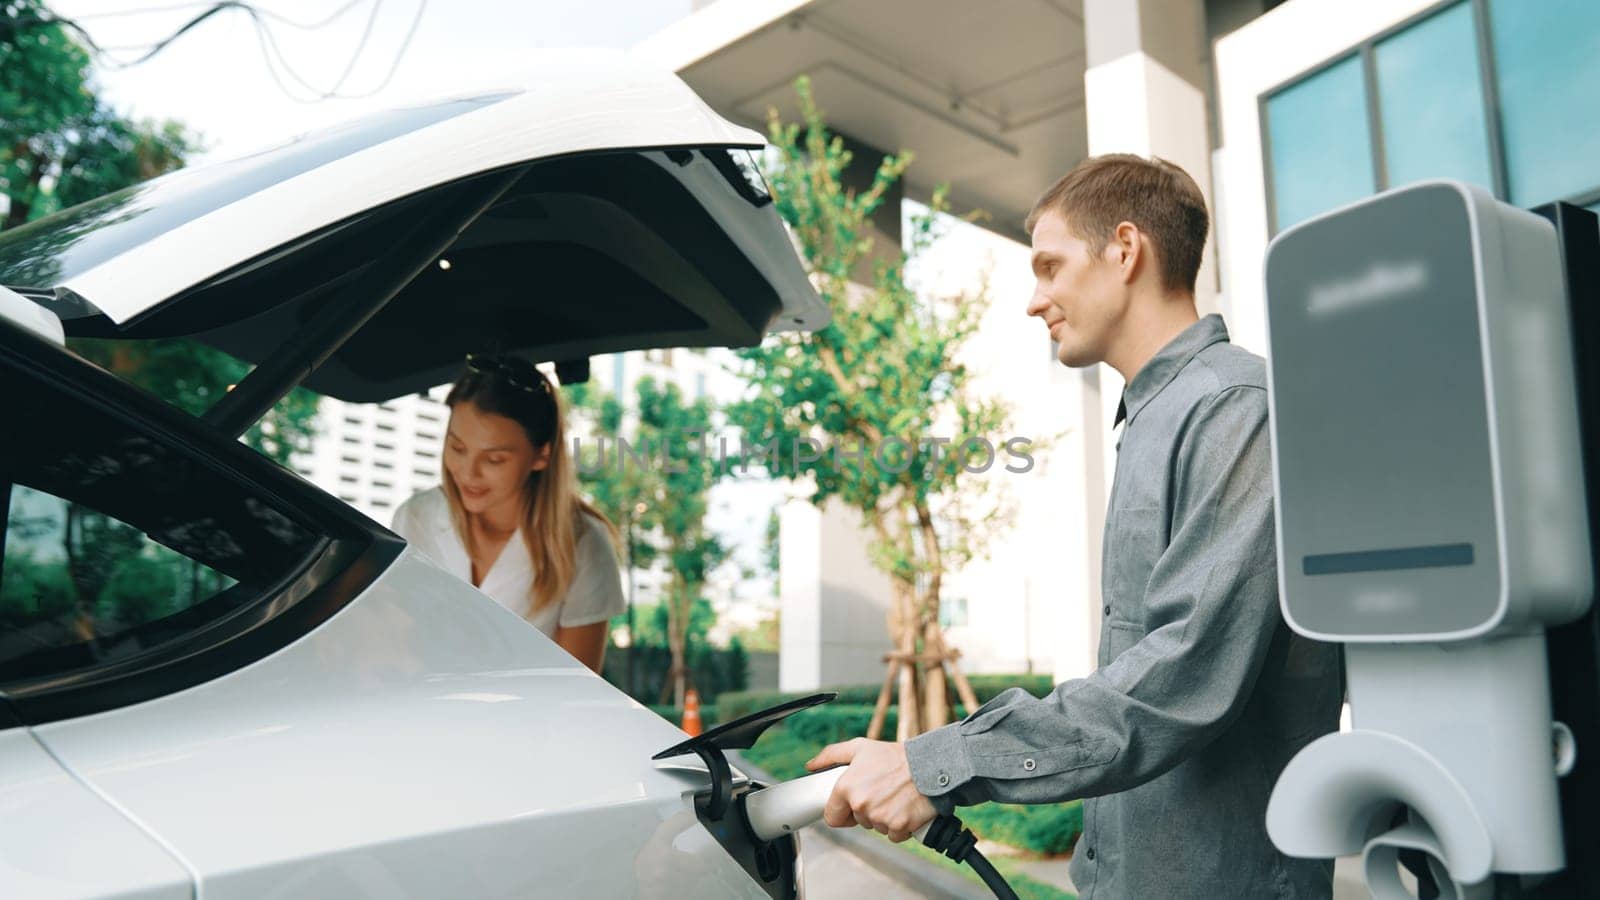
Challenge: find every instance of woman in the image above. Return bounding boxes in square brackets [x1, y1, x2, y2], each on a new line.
[392, 355, 623, 673]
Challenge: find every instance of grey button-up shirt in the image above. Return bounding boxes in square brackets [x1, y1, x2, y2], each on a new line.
[906, 315, 1342, 899]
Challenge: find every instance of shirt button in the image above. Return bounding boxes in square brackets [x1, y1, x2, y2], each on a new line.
[1103, 605, 1111, 616]
[1086, 847, 1096, 861]
[937, 773, 950, 787]
[1022, 758, 1036, 772]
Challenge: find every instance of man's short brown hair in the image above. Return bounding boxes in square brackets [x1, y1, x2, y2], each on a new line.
[1025, 154, 1209, 294]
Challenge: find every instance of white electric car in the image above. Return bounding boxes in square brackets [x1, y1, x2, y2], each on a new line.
[0, 50, 827, 899]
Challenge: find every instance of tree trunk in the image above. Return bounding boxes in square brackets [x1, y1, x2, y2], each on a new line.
[661, 579, 690, 708]
[867, 657, 899, 740]
[894, 589, 921, 740]
[922, 619, 950, 731]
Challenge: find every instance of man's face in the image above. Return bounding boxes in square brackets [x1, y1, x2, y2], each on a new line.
[1027, 209, 1129, 367]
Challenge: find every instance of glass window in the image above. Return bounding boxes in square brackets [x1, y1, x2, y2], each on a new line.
[0, 429, 319, 687]
[0, 92, 516, 293]
[1490, 0, 1600, 205]
[1375, 3, 1494, 191]
[1, 486, 237, 674]
[939, 595, 969, 629]
[1266, 55, 1376, 231]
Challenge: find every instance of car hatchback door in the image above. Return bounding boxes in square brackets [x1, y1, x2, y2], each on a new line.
[0, 49, 821, 899]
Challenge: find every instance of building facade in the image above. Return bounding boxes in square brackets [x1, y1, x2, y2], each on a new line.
[639, 0, 1600, 689]
[293, 346, 781, 646]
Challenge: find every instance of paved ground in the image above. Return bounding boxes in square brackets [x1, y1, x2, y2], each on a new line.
[796, 823, 931, 899]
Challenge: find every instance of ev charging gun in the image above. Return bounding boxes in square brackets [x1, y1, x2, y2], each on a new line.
[739, 765, 1016, 900]
[653, 694, 1018, 900]
[739, 766, 929, 843]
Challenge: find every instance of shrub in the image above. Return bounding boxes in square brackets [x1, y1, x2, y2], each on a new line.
[646, 703, 719, 730]
[739, 727, 819, 781]
[962, 801, 1083, 856]
[604, 642, 750, 706]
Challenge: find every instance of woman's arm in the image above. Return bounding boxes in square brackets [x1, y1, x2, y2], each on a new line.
[554, 621, 608, 673]
[552, 514, 625, 674]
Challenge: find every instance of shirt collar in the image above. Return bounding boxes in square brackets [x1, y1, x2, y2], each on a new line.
[1114, 314, 1230, 427]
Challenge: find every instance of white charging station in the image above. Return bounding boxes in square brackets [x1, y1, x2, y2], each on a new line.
[1262, 181, 1592, 899]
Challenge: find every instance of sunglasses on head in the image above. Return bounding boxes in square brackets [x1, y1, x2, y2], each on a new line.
[464, 354, 554, 396]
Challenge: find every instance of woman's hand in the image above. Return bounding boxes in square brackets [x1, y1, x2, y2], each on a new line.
[553, 621, 608, 673]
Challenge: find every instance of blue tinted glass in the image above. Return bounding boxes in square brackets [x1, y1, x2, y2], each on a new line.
[1266, 55, 1376, 231]
[1376, 3, 1493, 191]
[0, 93, 515, 294]
[1490, 0, 1600, 205]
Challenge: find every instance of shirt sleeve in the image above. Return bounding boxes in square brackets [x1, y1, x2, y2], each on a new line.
[557, 515, 627, 628]
[906, 385, 1283, 808]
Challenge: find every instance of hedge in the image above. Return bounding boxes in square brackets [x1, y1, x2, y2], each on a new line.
[717, 673, 1055, 723]
[961, 801, 1083, 856]
[647, 703, 719, 730]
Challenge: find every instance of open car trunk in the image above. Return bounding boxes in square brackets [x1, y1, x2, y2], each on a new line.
[0, 49, 825, 405]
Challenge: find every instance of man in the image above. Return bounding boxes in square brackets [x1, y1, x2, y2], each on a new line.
[805, 154, 1343, 899]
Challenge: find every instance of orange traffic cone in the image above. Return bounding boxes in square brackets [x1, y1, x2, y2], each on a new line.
[682, 688, 703, 737]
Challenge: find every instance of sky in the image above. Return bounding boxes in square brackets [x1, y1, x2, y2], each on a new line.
[52, 0, 695, 162]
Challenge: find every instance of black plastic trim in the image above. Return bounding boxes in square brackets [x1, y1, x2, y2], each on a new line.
[0, 318, 402, 729]
[1303, 542, 1474, 576]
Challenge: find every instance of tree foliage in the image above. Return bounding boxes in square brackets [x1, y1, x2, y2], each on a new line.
[723, 77, 1014, 736]
[1, 0, 195, 228]
[0, 4, 316, 466]
[567, 377, 730, 707]
[69, 338, 321, 467]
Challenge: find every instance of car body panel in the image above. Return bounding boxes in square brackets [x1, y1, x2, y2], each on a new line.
[30, 549, 765, 898]
[0, 729, 190, 899]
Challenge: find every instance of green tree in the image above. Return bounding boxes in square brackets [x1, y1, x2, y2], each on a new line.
[568, 377, 729, 707]
[69, 338, 321, 466]
[724, 78, 1014, 738]
[1, 0, 195, 227]
[0, 3, 318, 464]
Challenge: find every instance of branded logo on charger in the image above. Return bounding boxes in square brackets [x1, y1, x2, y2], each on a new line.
[1306, 261, 1429, 317]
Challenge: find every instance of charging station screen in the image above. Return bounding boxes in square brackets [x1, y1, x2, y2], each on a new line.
[1266, 184, 1501, 638]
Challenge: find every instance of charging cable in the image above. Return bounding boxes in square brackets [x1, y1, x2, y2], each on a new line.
[917, 813, 1021, 900]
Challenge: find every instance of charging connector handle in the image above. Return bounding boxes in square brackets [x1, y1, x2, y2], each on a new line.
[740, 768, 1020, 900]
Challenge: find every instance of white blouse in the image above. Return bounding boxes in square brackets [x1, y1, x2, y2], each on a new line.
[391, 487, 625, 636]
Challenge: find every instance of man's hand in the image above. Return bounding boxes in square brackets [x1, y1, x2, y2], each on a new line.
[805, 737, 937, 843]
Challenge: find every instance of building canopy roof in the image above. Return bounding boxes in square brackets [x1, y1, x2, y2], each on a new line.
[637, 0, 1089, 243]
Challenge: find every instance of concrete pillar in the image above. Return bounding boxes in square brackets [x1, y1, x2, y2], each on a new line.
[1055, 0, 1215, 680]
[778, 497, 896, 691]
[1083, 0, 1217, 313]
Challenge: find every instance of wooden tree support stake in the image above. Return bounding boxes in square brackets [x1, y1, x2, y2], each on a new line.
[866, 657, 900, 741]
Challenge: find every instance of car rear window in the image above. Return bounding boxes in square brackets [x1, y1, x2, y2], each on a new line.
[0, 424, 320, 685]
[0, 92, 514, 298]
[0, 323, 396, 720]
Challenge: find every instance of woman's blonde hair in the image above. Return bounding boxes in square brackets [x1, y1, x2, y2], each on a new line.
[442, 356, 617, 615]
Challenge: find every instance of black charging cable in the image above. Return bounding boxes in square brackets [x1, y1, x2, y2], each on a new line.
[919, 813, 1021, 900]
